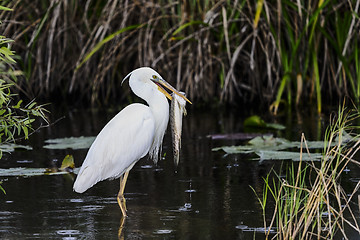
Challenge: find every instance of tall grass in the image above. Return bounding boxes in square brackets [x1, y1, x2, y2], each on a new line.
[258, 105, 360, 239]
[0, 1, 359, 110]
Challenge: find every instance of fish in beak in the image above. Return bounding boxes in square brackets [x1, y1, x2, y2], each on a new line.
[152, 78, 192, 104]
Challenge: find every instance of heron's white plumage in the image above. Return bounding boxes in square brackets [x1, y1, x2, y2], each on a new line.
[73, 104, 155, 193]
[73, 67, 170, 193]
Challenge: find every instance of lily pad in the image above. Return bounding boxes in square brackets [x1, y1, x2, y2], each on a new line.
[213, 135, 336, 161]
[0, 167, 79, 177]
[213, 136, 335, 155]
[207, 133, 270, 140]
[43, 136, 95, 150]
[0, 155, 79, 177]
[0, 143, 32, 152]
[256, 150, 323, 161]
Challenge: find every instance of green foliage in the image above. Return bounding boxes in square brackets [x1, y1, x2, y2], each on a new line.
[243, 115, 285, 130]
[0, 37, 16, 63]
[75, 24, 141, 71]
[256, 105, 360, 239]
[0, 45, 48, 153]
[0, 181, 5, 194]
[267, 0, 359, 114]
[60, 155, 75, 170]
[0, 1, 359, 110]
[0, 3, 48, 194]
[0, 90, 48, 145]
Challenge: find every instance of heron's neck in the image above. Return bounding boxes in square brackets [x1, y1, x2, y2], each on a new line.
[147, 92, 169, 163]
[147, 92, 169, 134]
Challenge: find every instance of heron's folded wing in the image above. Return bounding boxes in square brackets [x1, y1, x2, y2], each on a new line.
[73, 104, 155, 193]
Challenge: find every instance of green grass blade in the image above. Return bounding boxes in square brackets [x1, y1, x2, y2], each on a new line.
[0, 6, 13, 11]
[172, 21, 205, 36]
[355, 38, 360, 100]
[254, 0, 264, 28]
[76, 24, 141, 71]
[0, 183, 5, 194]
[271, 74, 289, 114]
[312, 51, 321, 114]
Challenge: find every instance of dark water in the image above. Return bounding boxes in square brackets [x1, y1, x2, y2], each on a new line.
[0, 106, 359, 239]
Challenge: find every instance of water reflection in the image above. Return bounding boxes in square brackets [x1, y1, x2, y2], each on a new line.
[0, 107, 358, 239]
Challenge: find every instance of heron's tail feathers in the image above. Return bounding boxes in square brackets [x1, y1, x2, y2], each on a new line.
[73, 166, 100, 193]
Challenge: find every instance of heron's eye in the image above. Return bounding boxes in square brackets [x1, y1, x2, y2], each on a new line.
[152, 75, 158, 80]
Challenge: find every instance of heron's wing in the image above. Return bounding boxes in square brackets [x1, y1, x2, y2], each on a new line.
[73, 103, 155, 193]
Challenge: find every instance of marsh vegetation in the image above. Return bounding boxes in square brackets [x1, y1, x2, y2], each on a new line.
[1, 1, 360, 239]
[0, 0, 359, 110]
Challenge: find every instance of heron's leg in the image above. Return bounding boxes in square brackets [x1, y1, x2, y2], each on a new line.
[118, 216, 126, 240]
[117, 170, 130, 216]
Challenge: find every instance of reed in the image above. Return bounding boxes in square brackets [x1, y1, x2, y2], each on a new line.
[0, 1, 359, 109]
[258, 105, 360, 239]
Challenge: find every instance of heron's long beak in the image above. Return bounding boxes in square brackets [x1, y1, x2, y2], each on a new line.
[154, 79, 192, 104]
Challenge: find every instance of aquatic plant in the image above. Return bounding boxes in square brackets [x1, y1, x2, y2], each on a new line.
[0, 4, 48, 193]
[0, 0, 358, 110]
[257, 105, 360, 239]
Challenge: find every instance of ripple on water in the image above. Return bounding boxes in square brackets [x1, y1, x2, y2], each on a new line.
[160, 215, 176, 221]
[235, 225, 276, 233]
[235, 225, 248, 230]
[56, 229, 81, 237]
[184, 189, 196, 193]
[170, 202, 192, 212]
[140, 165, 153, 169]
[154, 229, 172, 234]
[16, 160, 33, 164]
[0, 211, 21, 220]
[81, 205, 104, 211]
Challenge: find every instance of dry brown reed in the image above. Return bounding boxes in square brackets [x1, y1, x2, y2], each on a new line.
[0, 0, 359, 108]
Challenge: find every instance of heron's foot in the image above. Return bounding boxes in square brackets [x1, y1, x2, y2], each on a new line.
[117, 193, 127, 217]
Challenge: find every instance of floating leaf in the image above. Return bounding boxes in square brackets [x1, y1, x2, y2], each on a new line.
[60, 155, 75, 170]
[0, 167, 79, 177]
[0, 154, 79, 178]
[265, 123, 286, 130]
[0, 143, 32, 152]
[213, 145, 254, 154]
[213, 136, 292, 154]
[43, 136, 95, 150]
[213, 135, 337, 161]
[244, 115, 266, 128]
[244, 115, 286, 130]
[255, 150, 323, 161]
[213, 136, 337, 155]
[207, 133, 268, 140]
[248, 135, 290, 147]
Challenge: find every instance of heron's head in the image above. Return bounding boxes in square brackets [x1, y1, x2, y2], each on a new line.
[122, 67, 191, 104]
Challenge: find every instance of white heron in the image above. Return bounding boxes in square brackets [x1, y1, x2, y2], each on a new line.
[73, 67, 191, 216]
